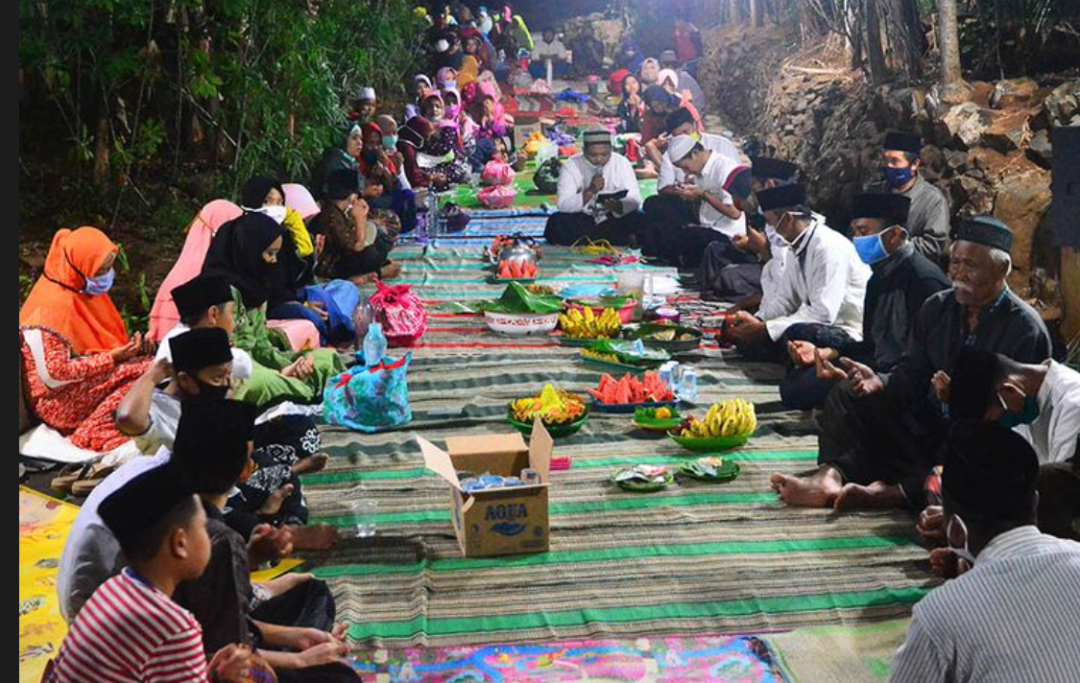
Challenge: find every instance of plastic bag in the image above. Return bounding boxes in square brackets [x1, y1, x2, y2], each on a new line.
[478, 185, 518, 209]
[323, 354, 412, 433]
[481, 160, 516, 186]
[534, 157, 562, 194]
[370, 281, 428, 347]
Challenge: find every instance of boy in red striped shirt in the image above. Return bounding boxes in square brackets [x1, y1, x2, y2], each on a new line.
[46, 464, 250, 683]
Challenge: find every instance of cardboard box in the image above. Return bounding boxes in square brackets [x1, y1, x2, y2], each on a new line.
[417, 419, 552, 558]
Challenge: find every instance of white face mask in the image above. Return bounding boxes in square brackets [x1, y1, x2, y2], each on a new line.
[946, 515, 977, 566]
[258, 205, 288, 224]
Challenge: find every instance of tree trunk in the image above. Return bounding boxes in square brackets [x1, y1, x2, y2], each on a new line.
[938, 0, 963, 87]
[728, 0, 740, 25]
[751, 0, 764, 27]
[885, 0, 923, 83]
[865, 0, 887, 83]
[93, 114, 110, 186]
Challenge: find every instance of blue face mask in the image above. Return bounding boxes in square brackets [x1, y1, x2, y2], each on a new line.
[854, 233, 889, 265]
[383, 135, 398, 150]
[884, 165, 915, 189]
[998, 395, 1041, 428]
[84, 268, 115, 296]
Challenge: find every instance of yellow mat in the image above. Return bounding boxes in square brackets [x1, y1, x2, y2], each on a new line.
[19, 486, 305, 683]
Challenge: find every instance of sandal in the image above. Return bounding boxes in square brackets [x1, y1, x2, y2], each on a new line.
[51, 462, 93, 495]
[70, 461, 120, 497]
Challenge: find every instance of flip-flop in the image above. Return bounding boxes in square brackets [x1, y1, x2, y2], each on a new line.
[70, 462, 120, 497]
[51, 462, 92, 495]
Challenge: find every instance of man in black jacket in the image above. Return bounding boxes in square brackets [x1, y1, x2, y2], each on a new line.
[780, 193, 950, 410]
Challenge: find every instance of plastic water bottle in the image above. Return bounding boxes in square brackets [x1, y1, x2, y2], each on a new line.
[352, 297, 375, 351]
[363, 322, 387, 368]
[658, 361, 679, 391]
[679, 367, 698, 402]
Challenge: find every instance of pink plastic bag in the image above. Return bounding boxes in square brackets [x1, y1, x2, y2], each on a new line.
[478, 185, 518, 209]
[481, 160, 516, 186]
[266, 318, 321, 351]
[370, 281, 428, 347]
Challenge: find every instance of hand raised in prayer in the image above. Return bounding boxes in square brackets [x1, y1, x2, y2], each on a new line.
[111, 333, 144, 363]
[917, 505, 946, 545]
[208, 644, 252, 683]
[787, 340, 817, 367]
[839, 357, 884, 397]
[248, 524, 293, 564]
[814, 347, 848, 383]
[932, 371, 951, 404]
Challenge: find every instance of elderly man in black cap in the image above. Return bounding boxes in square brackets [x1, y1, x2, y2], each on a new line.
[544, 126, 646, 246]
[726, 183, 871, 363]
[875, 131, 951, 265]
[930, 346, 1080, 541]
[780, 193, 951, 410]
[888, 420, 1080, 683]
[771, 216, 1052, 512]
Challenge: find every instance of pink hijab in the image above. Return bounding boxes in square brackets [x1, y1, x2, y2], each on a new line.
[471, 81, 509, 137]
[283, 183, 320, 220]
[148, 200, 243, 341]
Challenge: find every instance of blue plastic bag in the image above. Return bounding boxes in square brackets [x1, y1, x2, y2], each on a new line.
[302, 280, 362, 341]
[323, 353, 412, 433]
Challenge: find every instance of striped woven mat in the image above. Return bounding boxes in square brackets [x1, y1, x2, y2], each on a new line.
[300, 244, 936, 649]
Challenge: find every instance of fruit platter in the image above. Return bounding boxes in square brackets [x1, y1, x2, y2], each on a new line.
[579, 339, 670, 373]
[669, 399, 757, 452]
[507, 384, 590, 437]
[622, 322, 704, 353]
[632, 405, 683, 432]
[479, 282, 563, 336]
[558, 306, 623, 346]
[484, 234, 542, 265]
[678, 455, 741, 483]
[611, 464, 674, 493]
[490, 258, 540, 282]
[564, 294, 637, 325]
[586, 372, 677, 414]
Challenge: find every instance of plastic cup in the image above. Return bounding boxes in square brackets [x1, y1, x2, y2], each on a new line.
[350, 500, 378, 538]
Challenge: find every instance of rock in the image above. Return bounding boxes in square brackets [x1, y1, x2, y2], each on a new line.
[990, 78, 1040, 109]
[993, 168, 1051, 290]
[981, 109, 1031, 154]
[920, 144, 946, 176]
[970, 81, 995, 108]
[940, 102, 991, 149]
[945, 149, 969, 174]
[1043, 81, 1080, 127]
[940, 80, 975, 106]
[1026, 130, 1052, 168]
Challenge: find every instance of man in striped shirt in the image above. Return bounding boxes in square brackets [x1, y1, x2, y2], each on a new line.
[47, 463, 251, 683]
[889, 420, 1080, 682]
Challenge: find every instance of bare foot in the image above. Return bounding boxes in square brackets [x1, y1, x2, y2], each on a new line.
[293, 453, 330, 476]
[833, 481, 906, 512]
[380, 261, 402, 280]
[770, 467, 843, 507]
[349, 273, 378, 286]
[290, 524, 340, 551]
[258, 483, 294, 517]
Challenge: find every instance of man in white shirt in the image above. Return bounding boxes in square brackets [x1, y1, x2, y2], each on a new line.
[942, 348, 1080, 540]
[727, 183, 871, 363]
[544, 127, 646, 246]
[529, 28, 569, 79]
[889, 420, 1080, 683]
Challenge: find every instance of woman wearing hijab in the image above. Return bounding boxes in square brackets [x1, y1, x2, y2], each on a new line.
[20, 227, 156, 452]
[420, 93, 472, 187]
[658, 69, 704, 123]
[617, 73, 644, 134]
[359, 122, 417, 234]
[512, 14, 534, 52]
[406, 75, 435, 121]
[468, 81, 513, 141]
[639, 57, 661, 86]
[149, 201, 243, 341]
[201, 212, 344, 403]
[312, 124, 363, 200]
[397, 117, 446, 189]
[619, 37, 644, 72]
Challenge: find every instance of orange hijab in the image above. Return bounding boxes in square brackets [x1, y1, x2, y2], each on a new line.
[19, 227, 129, 355]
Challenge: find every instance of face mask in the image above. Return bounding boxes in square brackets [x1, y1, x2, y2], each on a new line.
[884, 165, 914, 189]
[946, 515, 977, 566]
[257, 205, 287, 225]
[361, 150, 379, 165]
[690, 131, 701, 143]
[997, 393, 1041, 428]
[84, 268, 115, 296]
[382, 135, 398, 150]
[854, 233, 889, 265]
[191, 378, 230, 403]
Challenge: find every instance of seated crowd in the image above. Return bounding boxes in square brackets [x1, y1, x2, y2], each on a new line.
[19, 4, 1078, 682]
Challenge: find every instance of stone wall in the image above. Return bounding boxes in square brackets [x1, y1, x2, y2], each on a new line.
[699, 23, 1079, 306]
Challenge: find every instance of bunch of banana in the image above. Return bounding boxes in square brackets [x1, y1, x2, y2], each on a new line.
[703, 399, 757, 437]
[581, 348, 621, 363]
[559, 306, 622, 339]
[678, 399, 757, 438]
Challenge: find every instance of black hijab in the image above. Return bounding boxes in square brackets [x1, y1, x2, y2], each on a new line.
[240, 176, 286, 210]
[201, 212, 285, 308]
